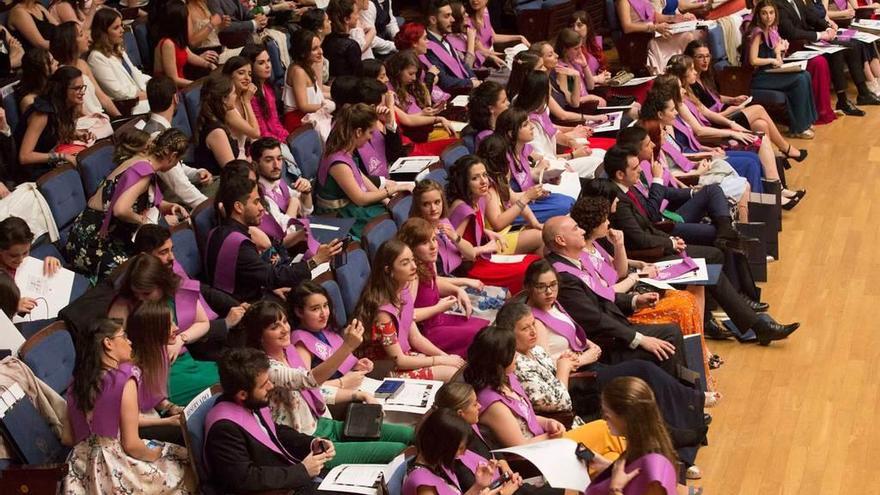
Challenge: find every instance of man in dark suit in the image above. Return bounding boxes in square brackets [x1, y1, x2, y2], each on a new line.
[205, 348, 334, 494]
[772, 0, 880, 114]
[425, 0, 480, 92]
[589, 148, 800, 346]
[543, 215, 687, 378]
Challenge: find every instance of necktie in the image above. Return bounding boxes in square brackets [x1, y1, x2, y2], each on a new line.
[626, 189, 649, 218]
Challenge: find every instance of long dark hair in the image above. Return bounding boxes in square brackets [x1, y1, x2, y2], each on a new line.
[327, 0, 356, 34]
[155, 0, 189, 48]
[494, 107, 530, 178]
[684, 39, 718, 94]
[0, 272, 20, 319]
[476, 134, 512, 204]
[45, 65, 83, 143]
[290, 29, 319, 84]
[126, 301, 172, 402]
[463, 325, 515, 391]
[115, 253, 181, 302]
[221, 56, 252, 87]
[288, 281, 343, 331]
[324, 103, 378, 156]
[415, 408, 474, 469]
[445, 154, 486, 205]
[71, 318, 125, 413]
[242, 42, 273, 118]
[506, 51, 541, 101]
[196, 74, 234, 142]
[16, 48, 54, 103]
[512, 70, 551, 115]
[467, 80, 505, 132]
[602, 376, 678, 464]
[49, 21, 80, 66]
[523, 259, 559, 303]
[353, 239, 410, 328]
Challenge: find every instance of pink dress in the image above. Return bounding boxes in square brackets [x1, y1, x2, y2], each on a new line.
[806, 56, 836, 125]
[251, 82, 289, 141]
[413, 272, 489, 357]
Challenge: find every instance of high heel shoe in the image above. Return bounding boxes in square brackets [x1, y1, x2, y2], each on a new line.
[782, 195, 802, 211]
[785, 144, 808, 162]
[795, 189, 807, 200]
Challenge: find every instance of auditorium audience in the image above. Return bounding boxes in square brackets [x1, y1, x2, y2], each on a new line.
[8, 0, 59, 51]
[88, 8, 151, 113]
[615, 0, 695, 74]
[51, 20, 121, 118]
[285, 29, 335, 138]
[15, 48, 56, 116]
[324, 0, 364, 78]
[425, 0, 480, 92]
[153, 1, 217, 88]
[242, 43, 289, 144]
[195, 74, 241, 173]
[221, 56, 261, 153]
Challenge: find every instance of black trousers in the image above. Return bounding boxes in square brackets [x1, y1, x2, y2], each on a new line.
[603, 322, 686, 379]
[825, 43, 867, 93]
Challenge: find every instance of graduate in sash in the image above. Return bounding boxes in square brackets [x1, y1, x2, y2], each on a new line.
[424, 0, 480, 92]
[204, 347, 335, 494]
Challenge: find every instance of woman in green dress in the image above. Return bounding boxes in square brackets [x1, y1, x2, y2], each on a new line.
[108, 254, 219, 406]
[316, 103, 406, 239]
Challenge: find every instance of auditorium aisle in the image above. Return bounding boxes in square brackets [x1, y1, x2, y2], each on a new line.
[696, 104, 880, 494]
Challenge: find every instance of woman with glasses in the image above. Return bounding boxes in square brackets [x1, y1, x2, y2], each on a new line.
[60, 318, 196, 493]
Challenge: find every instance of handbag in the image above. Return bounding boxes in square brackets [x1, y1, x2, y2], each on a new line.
[342, 402, 383, 440]
[607, 70, 635, 87]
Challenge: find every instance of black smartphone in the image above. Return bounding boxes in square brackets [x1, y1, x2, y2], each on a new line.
[331, 235, 352, 269]
[311, 439, 327, 455]
[489, 470, 511, 489]
[575, 442, 595, 464]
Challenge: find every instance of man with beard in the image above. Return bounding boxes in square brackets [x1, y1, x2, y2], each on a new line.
[204, 173, 340, 302]
[425, 0, 480, 92]
[204, 348, 335, 494]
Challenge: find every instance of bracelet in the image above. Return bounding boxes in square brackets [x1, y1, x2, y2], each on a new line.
[515, 199, 526, 210]
[431, 356, 436, 366]
[453, 234, 462, 244]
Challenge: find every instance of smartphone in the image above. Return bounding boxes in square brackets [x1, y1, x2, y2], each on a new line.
[575, 443, 595, 464]
[311, 439, 327, 455]
[331, 235, 352, 269]
[489, 470, 511, 489]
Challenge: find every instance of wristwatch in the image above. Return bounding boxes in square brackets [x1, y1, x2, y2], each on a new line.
[307, 258, 319, 271]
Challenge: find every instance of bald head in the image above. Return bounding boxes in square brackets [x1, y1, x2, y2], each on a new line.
[542, 216, 569, 250]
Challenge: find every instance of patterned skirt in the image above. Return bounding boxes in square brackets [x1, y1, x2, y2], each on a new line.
[61, 435, 196, 494]
[63, 208, 136, 282]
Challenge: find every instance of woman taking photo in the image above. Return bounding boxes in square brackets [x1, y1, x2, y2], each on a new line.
[285, 29, 334, 138]
[64, 128, 189, 280]
[50, 20, 121, 118]
[354, 239, 465, 381]
[195, 74, 241, 174]
[153, 1, 217, 88]
[241, 299, 413, 467]
[61, 318, 196, 493]
[315, 103, 404, 239]
[108, 254, 220, 406]
[446, 154, 545, 256]
[88, 8, 152, 115]
[586, 377, 681, 495]
[398, 217, 489, 357]
[410, 179, 538, 293]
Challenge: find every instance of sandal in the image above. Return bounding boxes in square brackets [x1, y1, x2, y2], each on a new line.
[705, 391, 722, 408]
[686, 465, 703, 480]
[785, 144, 808, 162]
[708, 354, 724, 369]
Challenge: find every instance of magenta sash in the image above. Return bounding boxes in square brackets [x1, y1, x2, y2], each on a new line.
[417, 54, 453, 104]
[172, 260, 218, 334]
[656, 251, 698, 280]
[358, 129, 390, 177]
[682, 98, 711, 127]
[204, 401, 298, 470]
[475, 129, 491, 148]
[587, 37, 602, 74]
[100, 161, 162, 235]
[403, 466, 462, 495]
[558, 59, 590, 98]
[698, 81, 725, 113]
[68, 363, 138, 444]
[590, 242, 621, 286]
[318, 151, 368, 191]
[458, 448, 499, 484]
[508, 143, 535, 190]
[379, 287, 416, 353]
[258, 210, 286, 241]
[638, 160, 671, 211]
[436, 219, 464, 274]
[282, 344, 326, 417]
[471, 9, 494, 51]
[586, 453, 678, 495]
[291, 329, 359, 374]
[446, 32, 486, 67]
[530, 303, 588, 351]
[448, 199, 488, 253]
[292, 217, 320, 259]
[553, 254, 616, 302]
[628, 0, 655, 22]
[749, 26, 781, 49]
[476, 373, 545, 436]
[209, 229, 249, 294]
[833, 0, 849, 10]
[529, 109, 557, 138]
[257, 181, 294, 241]
[427, 38, 468, 79]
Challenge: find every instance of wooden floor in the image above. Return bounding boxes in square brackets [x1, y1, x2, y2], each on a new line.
[695, 103, 880, 494]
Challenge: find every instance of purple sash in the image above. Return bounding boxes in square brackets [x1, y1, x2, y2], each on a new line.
[558, 60, 589, 98]
[458, 448, 499, 484]
[590, 242, 621, 287]
[204, 401, 298, 470]
[282, 344, 326, 417]
[403, 466, 462, 495]
[628, 0, 655, 22]
[258, 210, 286, 241]
[529, 109, 557, 138]
[436, 219, 464, 274]
[446, 32, 486, 67]
[291, 329, 359, 374]
[475, 129, 492, 148]
[586, 37, 602, 74]
[683, 98, 711, 127]
[427, 38, 468, 79]
[448, 199, 488, 255]
[209, 229, 249, 294]
[68, 363, 138, 444]
[833, 0, 849, 10]
[471, 9, 494, 51]
[638, 160, 670, 211]
[100, 161, 162, 235]
[530, 303, 588, 351]
[656, 251, 698, 280]
[476, 373, 544, 436]
[379, 287, 416, 353]
[508, 143, 535, 190]
[553, 254, 616, 302]
[358, 129, 390, 178]
[750, 26, 781, 49]
[417, 54, 453, 104]
[261, 180, 291, 212]
[318, 151, 368, 191]
[698, 81, 725, 113]
[586, 453, 678, 495]
[172, 260, 218, 334]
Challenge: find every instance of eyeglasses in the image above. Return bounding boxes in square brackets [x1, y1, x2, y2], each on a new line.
[533, 281, 559, 293]
[108, 332, 128, 341]
[692, 54, 711, 60]
[69, 85, 87, 94]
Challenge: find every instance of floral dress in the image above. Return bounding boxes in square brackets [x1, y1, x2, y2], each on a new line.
[64, 172, 157, 282]
[360, 319, 435, 380]
[514, 346, 586, 427]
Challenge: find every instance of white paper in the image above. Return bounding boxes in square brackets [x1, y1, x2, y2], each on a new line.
[490, 254, 526, 264]
[589, 111, 623, 133]
[616, 76, 655, 87]
[784, 51, 822, 61]
[854, 31, 880, 43]
[389, 156, 438, 174]
[309, 223, 340, 231]
[493, 439, 590, 491]
[360, 378, 441, 414]
[13, 256, 75, 323]
[449, 121, 468, 133]
[311, 261, 331, 279]
[766, 60, 807, 73]
[637, 277, 675, 290]
[450, 95, 469, 107]
[739, 96, 753, 107]
[183, 387, 214, 420]
[318, 464, 385, 495]
[805, 43, 847, 54]
[596, 104, 635, 110]
[854, 18, 880, 29]
[657, 20, 697, 37]
[645, 258, 709, 284]
[0, 311, 25, 356]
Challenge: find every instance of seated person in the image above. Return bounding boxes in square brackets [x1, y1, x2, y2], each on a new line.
[221, 57, 263, 160]
[424, 0, 480, 92]
[60, 318, 196, 493]
[385, 50, 457, 146]
[194, 75, 243, 175]
[15, 48, 56, 117]
[153, 2, 217, 88]
[0, 217, 61, 317]
[354, 239, 466, 381]
[615, 0, 696, 74]
[323, 0, 365, 79]
[394, 22, 450, 103]
[461, 80, 509, 153]
[8, 0, 59, 51]
[143, 76, 212, 209]
[88, 8, 152, 114]
[240, 300, 413, 466]
[50, 21, 121, 118]
[0, 25, 24, 79]
[204, 347, 335, 494]
[252, 137, 315, 250]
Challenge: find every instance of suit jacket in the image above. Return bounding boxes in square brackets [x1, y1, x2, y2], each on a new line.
[546, 252, 637, 350]
[204, 397, 316, 494]
[425, 31, 476, 91]
[209, 0, 256, 33]
[610, 186, 676, 255]
[774, 0, 825, 42]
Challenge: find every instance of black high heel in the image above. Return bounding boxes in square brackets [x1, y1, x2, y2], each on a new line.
[782, 195, 802, 211]
[785, 144, 808, 162]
